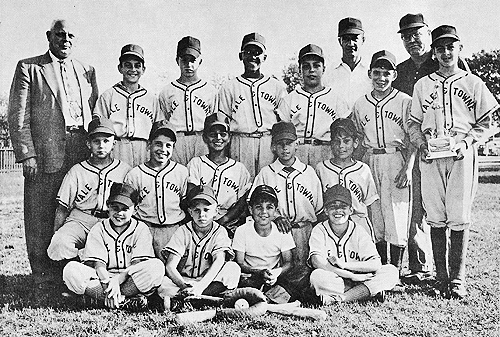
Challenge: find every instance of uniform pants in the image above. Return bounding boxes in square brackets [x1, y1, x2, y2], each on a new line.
[291, 221, 313, 267]
[148, 224, 180, 264]
[296, 143, 331, 169]
[157, 261, 241, 299]
[113, 138, 148, 168]
[172, 132, 207, 167]
[63, 259, 164, 295]
[310, 264, 399, 297]
[230, 134, 274, 178]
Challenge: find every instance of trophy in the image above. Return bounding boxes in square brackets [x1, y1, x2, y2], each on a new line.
[426, 82, 456, 159]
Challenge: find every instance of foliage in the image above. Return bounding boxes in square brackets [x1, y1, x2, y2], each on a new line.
[466, 49, 500, 101]
[282, 59, 302, 93]
[0, 92, 9, 147]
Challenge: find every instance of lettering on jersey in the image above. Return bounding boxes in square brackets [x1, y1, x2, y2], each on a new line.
[75, 183, 92, 202]
[136, 103, 154, 121]
[233, 95, 246, 114]
[316, 101, 336, 118]
[296, 182, 314, 205]
[204, 252, 212, 262]
[453, 88, 476, 111]
[291, 104, 301, 116]
[360, 115, 371, 127]
[171, 100, 179, 112]
[126, 243, 135, 253]
[260, 92, 278, 107]
[349, 250, 361, 261]
[384, 110, 404, 128]
[193, 95, 212, 115]
[139, 186, 150, 203]
[222, 177, 239, 193]
[164, 182, 182, 197]
[422, 94, 435, 112]
[110, 103, 120, 114]
[347, 180, 363, 202]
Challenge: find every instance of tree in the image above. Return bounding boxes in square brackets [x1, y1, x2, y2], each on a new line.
[466, 49, 500, 101]
[0, 92, 9, 147]
[282, 59, 302, 93]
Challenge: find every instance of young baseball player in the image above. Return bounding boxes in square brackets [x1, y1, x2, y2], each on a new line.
[47, 117, 131, 265]
[93, 44, 162, 167]
[315, 118, 381, 241]
[63, 183, 164, 311]
[251, 121, 323, 270]
[124, 120, 188, 262]
[280, 44, 350, 168]
[187, 114, 252, 236]
[352, 51, 414, 277]
[232, 185, 296, 303]
[409, 25, 499, 299]
[218, 32, 288, 178]
[309, 184, 399, 304]
[158, 185, 240, 311]
[158, 36, 218, 166]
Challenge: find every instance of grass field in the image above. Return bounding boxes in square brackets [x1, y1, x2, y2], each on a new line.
[1, 171, 499, 336]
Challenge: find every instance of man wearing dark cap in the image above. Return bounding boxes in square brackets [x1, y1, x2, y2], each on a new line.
[392, 13, 470, 285]
[323, 17, 372, 110]
[94, 43, 161, 167]
[158, 36, 218, 166]
[218, 32, 288, 178]
[279, 44, 350, 168]
[8, 19, 99, 288]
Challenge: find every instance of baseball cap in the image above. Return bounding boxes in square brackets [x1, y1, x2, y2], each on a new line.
[338, 17, 364, 37]
[149, 120, 177, 142]
[370, 50, 397, 70]
[330, 118, 358, 139]
[241, 32, 266, 51]
[87, 117, 115, 137]
[298, 44, 324, 63]
[203, 114, 230, 134]
[249, 185, 278, 206]
[323, 184, 352, 208]
[177, 36, 201, 58]
[108, 183, 139, 208]
[271, 121, 297, 143]
[398, 13, 427, 33]
[187, 185, 217, 206]
[431, 25, 460, 47]
[119, 44, 144, 63]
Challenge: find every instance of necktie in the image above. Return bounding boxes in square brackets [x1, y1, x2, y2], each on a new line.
[282, 166, 295, 174]
[59, 60, 82, 123]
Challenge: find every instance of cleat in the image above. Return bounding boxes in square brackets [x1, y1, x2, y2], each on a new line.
[402, 271, 434, 285]
[429, 280, 450, 299]
[449, 283, 467, 299]
[120, 294, 148, 312]
[374, 291, 385, 303]
[319, 294, 343, 305]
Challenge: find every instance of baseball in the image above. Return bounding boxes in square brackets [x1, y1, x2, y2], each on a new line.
[234, 298, 249, 309]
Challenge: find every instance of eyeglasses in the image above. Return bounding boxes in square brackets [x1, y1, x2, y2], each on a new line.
[241, 50, 263, 57]
[401, 31, 423, 42]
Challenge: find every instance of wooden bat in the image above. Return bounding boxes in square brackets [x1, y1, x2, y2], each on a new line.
[267, 302, 327, 321]
[175, 309, 217, 324]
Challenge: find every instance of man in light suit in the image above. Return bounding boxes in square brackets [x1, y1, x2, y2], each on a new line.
[8, 19, 98, 288]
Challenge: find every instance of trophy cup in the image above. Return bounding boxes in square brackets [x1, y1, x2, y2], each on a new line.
[426, 82, 457, 159]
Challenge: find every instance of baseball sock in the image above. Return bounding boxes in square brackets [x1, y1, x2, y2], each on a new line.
[120, 278, 140, 297]
[343, 284, 371, 302]
[449, 229, 469, 285]
[376, 241, 388, 264]
[430, 227, 449, 281]
[84, 280, 106, 300]
[389, 245, 405, 273]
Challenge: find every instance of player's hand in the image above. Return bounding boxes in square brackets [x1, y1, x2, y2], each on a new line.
[453, 141, 466, 161]
[177, 283, 193, 298]
[105, 276, 122, 308]
[350, 272, 374, 282]
[420, 147, 433, 164]
[328, 254, 347, 270]
[22, 157, 38, 181]
[395, 167, 411, 189]
[274, 216, 292, 233]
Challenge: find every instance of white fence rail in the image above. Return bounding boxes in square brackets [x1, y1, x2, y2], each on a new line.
[0, 147, 22, 173]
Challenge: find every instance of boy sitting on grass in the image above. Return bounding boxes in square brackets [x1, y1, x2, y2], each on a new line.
[309, 184, 398, 304]
[63, 183, 164, 312]
[232, 185, 296, 303]
[158, 185, 240, 311]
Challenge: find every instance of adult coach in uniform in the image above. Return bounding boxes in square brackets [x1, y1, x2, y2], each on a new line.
[8, 19, 98, 288]
[392, 13, 469, 284]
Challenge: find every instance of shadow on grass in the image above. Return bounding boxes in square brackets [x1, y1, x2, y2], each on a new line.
[0, 274, 82, 311]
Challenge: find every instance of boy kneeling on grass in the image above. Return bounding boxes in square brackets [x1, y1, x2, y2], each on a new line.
[309, 184, 399, 304]
[63, 183, 164, 312]
[158, 185, 240, 311]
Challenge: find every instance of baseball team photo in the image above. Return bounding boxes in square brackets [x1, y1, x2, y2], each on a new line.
[0, 0, 499, 336]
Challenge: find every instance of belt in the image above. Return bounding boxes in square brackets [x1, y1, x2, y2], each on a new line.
[66, 125, 85, 133]
[299, 138, 330, 146]
[177, 131, 202, 136]
[115, 137, 146, 142]
[369, 147, 400, 154]
[237, 131, 270, 138]
[91, 210, 109, 219]
[137, 217, 189, 228]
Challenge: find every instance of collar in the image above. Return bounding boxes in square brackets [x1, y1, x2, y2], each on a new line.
[49, 50, 71, 64]
[270, 156, 305, 173]
[337, 58, 367, 71]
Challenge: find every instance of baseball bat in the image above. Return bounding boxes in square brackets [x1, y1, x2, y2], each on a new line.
[266, 302, 327, 321]
[175, 309, 217, 324]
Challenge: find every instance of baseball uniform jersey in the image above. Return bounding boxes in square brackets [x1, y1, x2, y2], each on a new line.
[158, 79, 218, 165]
[124, 161, 188, 226]
[84, 218, 156, 273]
[57, 159, 131, 213]
[410, 70, 499, 229]
[162, 221, 233, 278]
[353, 88, 412, 246]
[232, 219, 295, 269]
[187, 155, 252, 219]
[315, 159, 379, 239]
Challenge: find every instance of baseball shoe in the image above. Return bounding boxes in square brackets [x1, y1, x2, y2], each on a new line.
[120, 294, 149, 312]
[373, 291, 385, 303]
[429, 280, 450, 299]
[389, 281, 406, 293]
[402, 271, 434, 285]
[449, 283, 467, 299]
[319, 294, 343, 306]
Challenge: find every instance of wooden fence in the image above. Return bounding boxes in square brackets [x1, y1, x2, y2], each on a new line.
[0, 147, 22, 173]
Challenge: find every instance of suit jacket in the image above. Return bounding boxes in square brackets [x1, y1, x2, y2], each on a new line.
[8, 52, 98, 173]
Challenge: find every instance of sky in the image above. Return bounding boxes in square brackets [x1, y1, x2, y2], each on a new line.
[0, 0, 498, 95]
